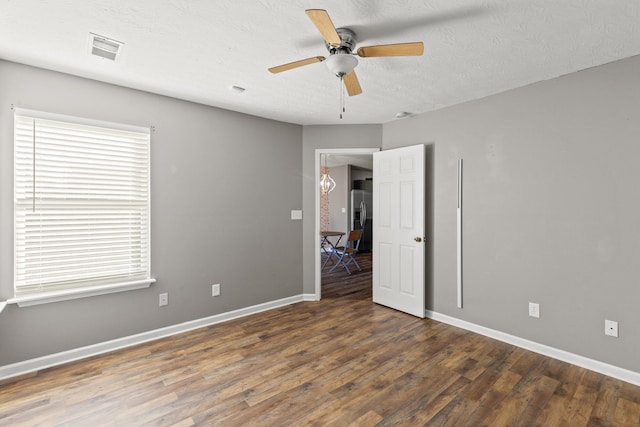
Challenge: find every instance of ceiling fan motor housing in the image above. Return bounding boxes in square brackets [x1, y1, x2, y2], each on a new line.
[326, 28, 357, 54]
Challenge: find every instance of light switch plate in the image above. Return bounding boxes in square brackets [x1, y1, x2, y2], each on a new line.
[290, 210, 302, 220]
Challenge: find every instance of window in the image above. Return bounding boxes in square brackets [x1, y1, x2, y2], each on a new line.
[14, 109, 152, 301]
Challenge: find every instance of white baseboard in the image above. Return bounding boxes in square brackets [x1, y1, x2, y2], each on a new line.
[425, 309, 640, 387]
[0, 294, 306, 381]
[302, 293, 319, 301]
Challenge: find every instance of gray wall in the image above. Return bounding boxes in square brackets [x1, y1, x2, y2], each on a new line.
[383, 55, 640, 372]
[0, 60, 303, 365]
[302, 125, 382, 294]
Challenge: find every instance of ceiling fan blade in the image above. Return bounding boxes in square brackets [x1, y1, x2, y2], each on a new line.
[305, 9, 341, 46]
[268, 56, 325, 74]
[343, 71, 362, 96]
[357, 42, 424, 58]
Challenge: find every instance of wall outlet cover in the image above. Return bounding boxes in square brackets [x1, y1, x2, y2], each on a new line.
[528, 302, 540, 318]
[212, 283, 221, 297]
[159, 293, 168, 307]
[605, 319, 619, 337]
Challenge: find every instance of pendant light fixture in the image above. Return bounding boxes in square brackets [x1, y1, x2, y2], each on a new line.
[320, 154, 336, 194]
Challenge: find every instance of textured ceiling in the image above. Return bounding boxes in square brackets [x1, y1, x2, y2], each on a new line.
[1, 0, 639, 125]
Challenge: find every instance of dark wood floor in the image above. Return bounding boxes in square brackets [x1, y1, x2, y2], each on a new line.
[2, 252, 640, 426]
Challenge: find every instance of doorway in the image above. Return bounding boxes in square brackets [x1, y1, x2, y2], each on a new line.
[314, 148, 379, 300]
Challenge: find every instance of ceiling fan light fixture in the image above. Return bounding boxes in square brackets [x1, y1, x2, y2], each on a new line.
[325, 53, 358, 77]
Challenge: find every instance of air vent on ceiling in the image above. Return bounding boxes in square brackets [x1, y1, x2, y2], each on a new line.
[90, 33, 123, 61]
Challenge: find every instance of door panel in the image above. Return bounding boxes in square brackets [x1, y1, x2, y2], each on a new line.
[379, 242, 392, 290]
[373, 144, 425, 318]
[400, 181, 414, 228]
[400, 245, 415, 295]
[379, 182, 392, 227]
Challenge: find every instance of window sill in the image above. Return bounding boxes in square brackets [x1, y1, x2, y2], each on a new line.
[4, 279, 156, 309]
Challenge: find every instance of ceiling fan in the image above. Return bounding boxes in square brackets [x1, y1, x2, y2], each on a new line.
[268, 9, 424, 97]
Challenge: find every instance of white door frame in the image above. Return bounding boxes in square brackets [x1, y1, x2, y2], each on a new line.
[314, 147, 380, 300]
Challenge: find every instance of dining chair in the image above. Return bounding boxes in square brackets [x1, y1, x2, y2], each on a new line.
[320, 231, 346, 270]
[329, 229, 363, 274]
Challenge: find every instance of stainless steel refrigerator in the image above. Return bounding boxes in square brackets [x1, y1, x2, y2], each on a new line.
[351, 189, 372, 252]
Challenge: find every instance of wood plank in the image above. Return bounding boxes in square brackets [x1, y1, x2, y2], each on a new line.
[614, 398, 640, 426]
[588, 377, 621, 425]
[567, 384, 600, 425]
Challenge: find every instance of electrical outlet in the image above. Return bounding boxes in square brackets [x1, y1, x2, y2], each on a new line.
[605, 320, 619, 337]
[212, 283, 220, 297]
[528, 302, 540, 318]
[159, 293, 168, 307]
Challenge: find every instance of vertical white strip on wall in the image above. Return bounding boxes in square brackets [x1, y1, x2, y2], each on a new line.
[457, 158, 463, 308]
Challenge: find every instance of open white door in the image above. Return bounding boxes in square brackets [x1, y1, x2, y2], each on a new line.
[372, 144, 425, 318]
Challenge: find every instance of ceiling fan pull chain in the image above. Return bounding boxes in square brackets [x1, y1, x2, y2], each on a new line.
[339, 75, 344, 119]
[343, 80, 346, 115]
[338, 76, 344, 120]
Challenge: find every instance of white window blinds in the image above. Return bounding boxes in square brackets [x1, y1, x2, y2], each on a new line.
[14, 109, 151, 296]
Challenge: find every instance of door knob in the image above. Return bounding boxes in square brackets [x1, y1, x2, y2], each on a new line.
[414, 237, 422, 242]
